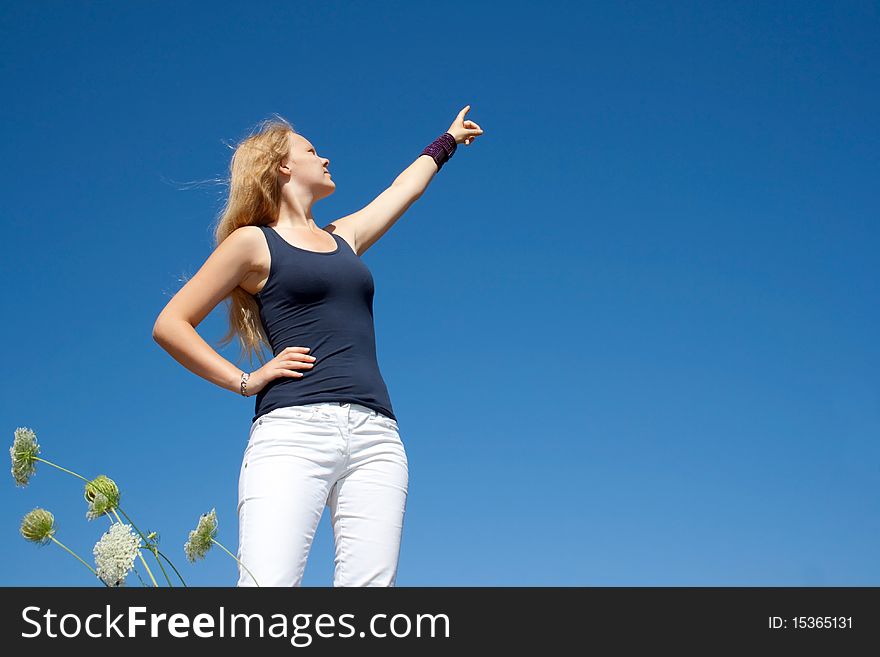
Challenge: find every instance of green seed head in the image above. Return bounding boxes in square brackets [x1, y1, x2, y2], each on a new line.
[10, 427, 41, 487]
[20, 508, 55, 545]
[84, 475, 121, 520]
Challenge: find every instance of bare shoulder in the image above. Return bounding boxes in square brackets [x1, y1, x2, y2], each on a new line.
[229, 224, 265, 245]
[154, 225, 268, 329]
[226, 225, 268, 269]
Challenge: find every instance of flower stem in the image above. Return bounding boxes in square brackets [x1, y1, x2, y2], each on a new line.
[157, 549, 188, 586]
[111, 509, 158, 587]
[49, 536, 109, 587]
[132, 562, 148, 587]
[115, 506, 173, 587]
[211, 538, 260, 587]
[148, 546, 174, 587]
[33, 457, 89, 483]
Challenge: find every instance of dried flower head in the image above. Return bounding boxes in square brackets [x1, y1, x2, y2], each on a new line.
[20, 508, 55, 545]
[84, 475, 120, 520]
[10, 427, 40, 487]
[93, 522, 141, 587]
[184, 508, 218, 563]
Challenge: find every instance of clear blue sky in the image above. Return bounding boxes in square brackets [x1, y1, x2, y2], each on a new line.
[2, 1, 877, 586]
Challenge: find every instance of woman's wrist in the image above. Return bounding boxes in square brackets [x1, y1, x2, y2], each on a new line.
[421, 132, 457, 171]
[439, 131, 458, 150]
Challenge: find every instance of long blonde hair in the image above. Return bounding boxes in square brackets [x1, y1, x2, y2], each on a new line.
[211, 113, 296, 368]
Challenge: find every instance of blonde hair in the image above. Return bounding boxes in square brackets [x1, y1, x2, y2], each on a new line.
[210, 113, 296, 368]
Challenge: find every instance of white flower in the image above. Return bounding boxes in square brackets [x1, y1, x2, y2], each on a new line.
[184, 508, 218, 563]
[93, 522, 141, 587]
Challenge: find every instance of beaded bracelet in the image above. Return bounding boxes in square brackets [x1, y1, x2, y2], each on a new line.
[240, 371, 250, 397]
[421, 132, 458, 171]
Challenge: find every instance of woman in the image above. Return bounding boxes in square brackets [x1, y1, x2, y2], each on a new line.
[152, 106, 484, 586]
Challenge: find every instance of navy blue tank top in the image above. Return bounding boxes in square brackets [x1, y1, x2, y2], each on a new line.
[250, 225, 396, 424]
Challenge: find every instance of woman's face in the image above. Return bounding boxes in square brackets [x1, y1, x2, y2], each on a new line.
[283, 132, 334, 198]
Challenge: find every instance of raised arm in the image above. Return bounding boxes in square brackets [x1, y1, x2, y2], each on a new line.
[327, 105, 484, 256]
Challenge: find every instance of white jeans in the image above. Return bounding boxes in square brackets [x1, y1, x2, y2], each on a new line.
[236, 401, 409, 587]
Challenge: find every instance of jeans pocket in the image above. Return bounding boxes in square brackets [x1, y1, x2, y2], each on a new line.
[249, 406, 324, 452]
